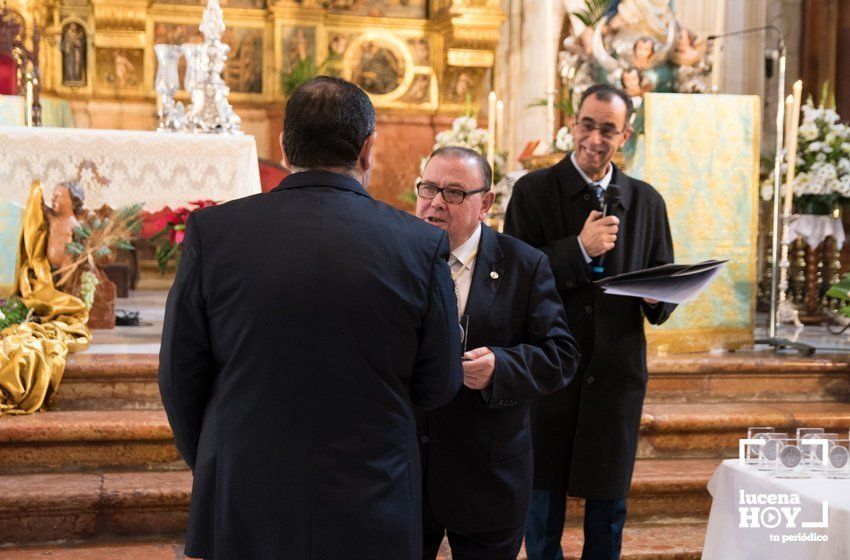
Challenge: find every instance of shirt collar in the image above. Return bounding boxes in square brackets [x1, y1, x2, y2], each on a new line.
[451, 223, 482, 268]
[571, 152, 613, 190]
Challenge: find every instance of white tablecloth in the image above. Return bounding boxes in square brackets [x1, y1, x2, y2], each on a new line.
[785, 215, 846, 250]
[0, 126, 261, 210]
[703, 459, 850, 560]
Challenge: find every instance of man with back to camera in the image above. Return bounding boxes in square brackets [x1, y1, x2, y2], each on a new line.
[158, 76, 463, 560]
[415, 146, 580, 559]
[504, 84, 677, 560]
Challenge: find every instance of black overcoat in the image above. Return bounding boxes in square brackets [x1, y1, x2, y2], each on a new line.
[503, 155, 676, 499]
[419, 225, 580, 533]
[158, 170, 463, 560]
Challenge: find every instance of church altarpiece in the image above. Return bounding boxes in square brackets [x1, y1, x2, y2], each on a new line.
[4, 0, 503, 205]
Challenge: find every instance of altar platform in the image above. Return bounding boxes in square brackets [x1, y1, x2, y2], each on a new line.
[1, 290, 849, 559]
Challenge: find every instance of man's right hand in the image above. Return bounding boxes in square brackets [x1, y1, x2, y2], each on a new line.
[579, 210, 619, 258]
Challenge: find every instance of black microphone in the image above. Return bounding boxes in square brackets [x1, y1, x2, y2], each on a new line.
[592, 184, 621, 276]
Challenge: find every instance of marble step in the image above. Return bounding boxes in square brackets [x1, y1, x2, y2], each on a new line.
[0, 522, 705, 560]
[0, 471, 191, 545]
[645, 352, 850, 403]
[51, 354, 163, 411]
[639, 401, 850, 459]
[51, 351, 850, 411]
[0, 459, 715, 546]
[0, 410, 181, 473]
[16, 402, 848, 473]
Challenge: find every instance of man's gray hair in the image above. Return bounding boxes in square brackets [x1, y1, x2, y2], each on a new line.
[424, 146, 493, 191]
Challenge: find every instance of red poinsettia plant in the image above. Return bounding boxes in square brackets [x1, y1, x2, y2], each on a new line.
[151, 200, 218, 273]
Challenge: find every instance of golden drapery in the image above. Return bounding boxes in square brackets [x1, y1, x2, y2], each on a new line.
[0, 181, 92, 415]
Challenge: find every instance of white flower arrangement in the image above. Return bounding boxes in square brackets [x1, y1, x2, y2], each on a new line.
[762, 97, 850, 210]
[555, 126, 574, 153]
[420, 115, 506, 185]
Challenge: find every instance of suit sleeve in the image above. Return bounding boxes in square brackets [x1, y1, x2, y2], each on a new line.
[486, 254, 580, 408]
[158, 212, 216, 470]
[504, 180, 592, 293]
[410, 232, 463, 410]
[642, 195, 677, 325]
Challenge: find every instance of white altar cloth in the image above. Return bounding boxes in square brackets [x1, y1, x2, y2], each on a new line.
[703, 459, 850, 560]
[0, 126, 261, 210]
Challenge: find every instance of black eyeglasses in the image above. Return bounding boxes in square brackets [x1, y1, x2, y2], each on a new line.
[416, 181, 489, 205]
[575, 119, 626, 140]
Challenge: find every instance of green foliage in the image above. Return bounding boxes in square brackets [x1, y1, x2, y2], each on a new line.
[155, 242, 180, 275]
[826, 273, 850, 318]
[0, 297, 30, 331]
[573, 0, 613, 28]
[280, 55, 341, 97]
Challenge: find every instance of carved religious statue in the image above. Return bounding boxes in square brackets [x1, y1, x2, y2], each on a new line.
[560, 0, 711, 108]
[61, 22, 86, 86]
[45, 181, 85, 272]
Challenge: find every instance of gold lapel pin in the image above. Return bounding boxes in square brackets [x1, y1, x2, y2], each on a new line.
[490, 271, 499, 280]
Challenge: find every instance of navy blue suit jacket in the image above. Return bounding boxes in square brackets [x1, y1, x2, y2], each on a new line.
[418, 224, 579, 533]
[159, 170, 463, 560]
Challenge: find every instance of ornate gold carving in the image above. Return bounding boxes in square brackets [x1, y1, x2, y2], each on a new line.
[92, 0, 147, 32]
[446, 48, 492, 68]
[23, 0, 503, 111]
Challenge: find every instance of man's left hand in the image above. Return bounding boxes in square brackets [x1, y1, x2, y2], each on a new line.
[643, 297, 659, 305]
[462, 347, 495, 390]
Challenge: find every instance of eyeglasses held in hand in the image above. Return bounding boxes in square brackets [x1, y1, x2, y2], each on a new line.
[416, 181, 489, 205]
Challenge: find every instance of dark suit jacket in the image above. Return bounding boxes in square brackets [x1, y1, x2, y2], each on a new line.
[158, 170, 463, 560]
[504, 155, 675, 499]
[418, 224, 579, 533]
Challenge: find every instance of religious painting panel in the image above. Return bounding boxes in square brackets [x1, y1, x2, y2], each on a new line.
[327, 32, 353, 62]
[407, 37, 429, 66]
[96, 48, 144, 92]
[318, 0, 426, 19]
[61, 21, 87, 87]
[221, 27, 264, 93]
[399, 74, 431, 104]
[153, 22, 264, 94]
[280, 26, 316, 73]
[443, 66, 485, 107]
[342, 32, 413, 103]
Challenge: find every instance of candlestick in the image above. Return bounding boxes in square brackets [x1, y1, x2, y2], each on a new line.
[487, 91, 496, 178]
[784, 80, 803, 216]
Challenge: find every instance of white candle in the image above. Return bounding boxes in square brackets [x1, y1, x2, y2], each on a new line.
[487, 91, 496, 176]
[782, 95, 795, 215]
[784, 80, 804, 215]
[496, 99, 504, 152]
[25, 77, 33, 127]
[710, 0, 725, 92]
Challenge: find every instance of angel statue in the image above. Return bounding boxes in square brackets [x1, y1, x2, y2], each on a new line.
[559, 0, 711, 107]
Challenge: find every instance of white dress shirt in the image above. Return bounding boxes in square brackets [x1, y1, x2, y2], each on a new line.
[448, 223, 482, 318]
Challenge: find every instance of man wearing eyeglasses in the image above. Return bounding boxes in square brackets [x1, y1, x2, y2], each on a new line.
[415, 146, 580, 560]
[504, 84, 676, 560]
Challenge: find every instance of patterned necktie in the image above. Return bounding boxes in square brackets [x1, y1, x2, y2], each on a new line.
[590, 183, 604, 211]
[447, 254, 463, 320]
